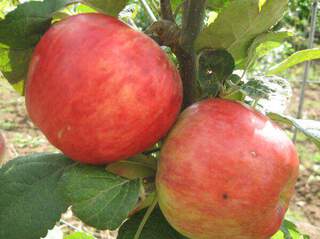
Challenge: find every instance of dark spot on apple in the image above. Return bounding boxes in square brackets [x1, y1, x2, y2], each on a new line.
[222, 193, 229, 200]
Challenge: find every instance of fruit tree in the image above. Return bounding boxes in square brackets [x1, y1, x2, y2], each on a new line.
[0, 0, 319, 239]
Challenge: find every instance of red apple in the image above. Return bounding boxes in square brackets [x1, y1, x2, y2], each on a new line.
[26, 13, 182, 164]
[156, 99, 299, 239]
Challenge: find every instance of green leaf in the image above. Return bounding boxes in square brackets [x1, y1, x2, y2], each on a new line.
[259, 0, 267, 10]
[240, 77, 275, 100]
[61, 164, 141, 230]
[64, 232, 95, 239]
[268, 113, 320, 150]
[0, 0, 77, 94]
[172, 0, 231, 11]
[106, 154, 157, 179]
[267, 48, 320, 75]
[271, 219, 310, 239]
[0, 0, 75, 48]
[199, 49, 235, 81]
[82, 0, 129, 16]
[222, 74, 246, 101]
[195, 0, 288, 65]
[118, 207, 187, 239]
[0, 43, 32, 92]
[74, 4, 97, 14]
[206, 0, 232, 10]
[0, 0, 18, 19]
[240, 75, 292, 113]
[245, 31, 292, 69]
[0, 153, 76, 239]
[198, 49, 235, 97]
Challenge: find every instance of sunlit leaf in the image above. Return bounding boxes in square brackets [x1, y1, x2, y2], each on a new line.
[64, 232, 95, 239]
[241, 76, 292, 113]
[268, 113, 320, 149]
[245, 31, 292, 69]
[82, 0, 128, 16]
[267, 48, 320, 75]
[0, 0, 78, 94]
[195, 0, 288, 65]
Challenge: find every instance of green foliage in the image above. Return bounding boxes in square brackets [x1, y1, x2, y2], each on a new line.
[0, 0, 74, 94]
[240, 77, 276, 100]
[118, 207, 187, 239]
[240, 75, 291, 109]
[0, 45, 32, 93]
[0, 153, 76, 239]
[195, 0, 288, 66]
[83, 0, 129, 16]
[0, 153, 143, 238]
[64, 232, 95, 239]
[0, 0, 19, 19]
[0, 1, 316, 238]
[172, 0, 231, 11]
[0, 0, 72, 48]
[267, 48, 320, 75]
[60, 164, 141, 230]
[199, 49, 235, 82]
[272, 220, 310, 239]
[106, 154, 157, 179]
[124, 1, 153, 30]
[0, 0, 129, 94]
[245, 31, 292, 69]
[268, 112, 320, 149]
[283, 0, 320, 48]
[198, 49, 235, 97]
[206, 0, 232, 10]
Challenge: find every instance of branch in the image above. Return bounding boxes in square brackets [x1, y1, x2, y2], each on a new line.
[146, 20, 180, 47]
[160, 0, 174, 21]
[176, 0, 206, 108]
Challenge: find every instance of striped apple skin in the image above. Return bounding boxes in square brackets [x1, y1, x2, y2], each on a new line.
[26, 13, 182, 164]
[157, 99, 299, 239]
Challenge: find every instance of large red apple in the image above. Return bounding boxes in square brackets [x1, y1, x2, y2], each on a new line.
[156, 99, 299, 239]
[26, 13, 182, 164]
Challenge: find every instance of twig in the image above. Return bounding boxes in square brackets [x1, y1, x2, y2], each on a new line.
[176, 0, 206, 108]
[160, 0, 174, 21]
[133, 196, 158, 239]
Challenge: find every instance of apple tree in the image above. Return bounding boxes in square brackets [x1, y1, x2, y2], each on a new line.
[0, 0, 319, 239]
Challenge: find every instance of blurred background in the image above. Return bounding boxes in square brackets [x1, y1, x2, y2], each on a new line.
[0, 0, 319, 238]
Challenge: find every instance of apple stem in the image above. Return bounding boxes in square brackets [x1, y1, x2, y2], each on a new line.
[176, 0, 206, 108]
[133, 195, 158, 239]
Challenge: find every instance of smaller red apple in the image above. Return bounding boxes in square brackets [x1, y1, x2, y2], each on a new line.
[157, 99, 299, 239]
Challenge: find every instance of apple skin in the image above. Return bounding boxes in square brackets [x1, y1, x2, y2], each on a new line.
[156, 99, 299, 239]
[25, 13, 182, 164]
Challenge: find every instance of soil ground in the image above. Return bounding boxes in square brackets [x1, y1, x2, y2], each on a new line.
[0, 79, 319, 238]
